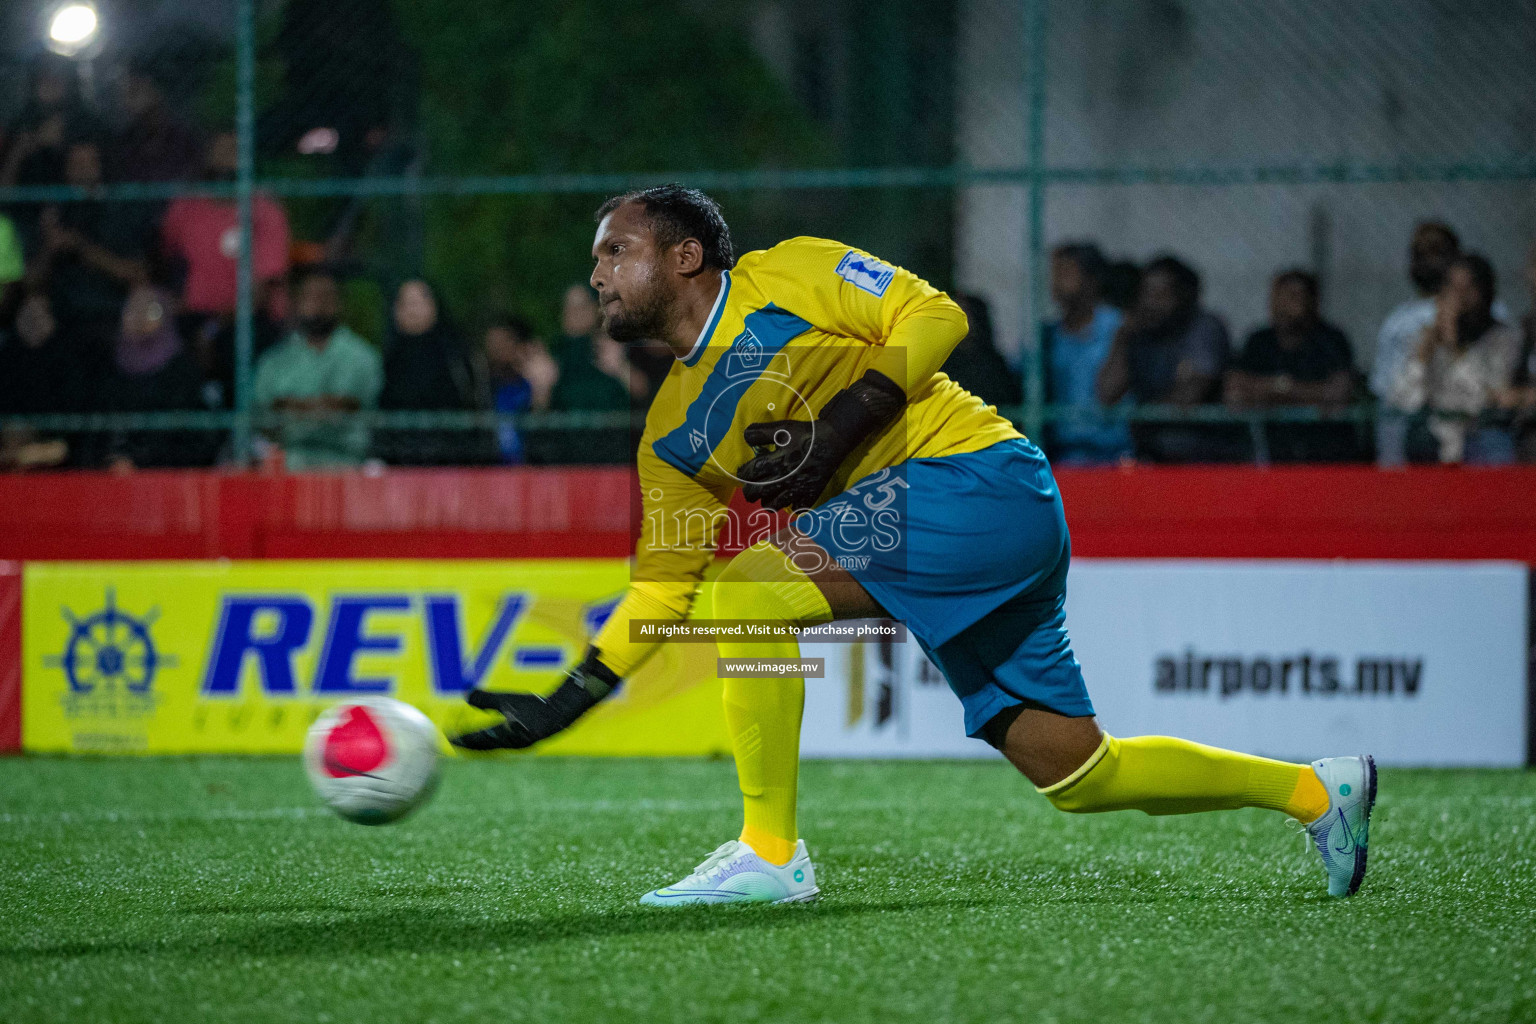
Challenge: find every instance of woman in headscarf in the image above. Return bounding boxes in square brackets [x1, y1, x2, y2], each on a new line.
[100, 284, 211, 467]
[1, 54, 101, 252]
[376, 278, 491, 464]
[1, 53, 97, 190]
[0, 289, 85, 469]
[1391, 253, 1522, 464]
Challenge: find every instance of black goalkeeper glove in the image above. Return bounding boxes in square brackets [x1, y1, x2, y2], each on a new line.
[736, 369, 906, 512]
[450, 650, 620, 751]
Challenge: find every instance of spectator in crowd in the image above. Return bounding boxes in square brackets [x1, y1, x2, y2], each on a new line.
[1371, 223, 1463, 465]
[1389, 253, 1521, 464]
[253, 266, 382, 470]
[941, 292, 1020, 410]
[28, 140, 150, 351]
[1493, 246, 1536, 462]
[375, 278, 490, 464]
[1101, 259, 1142, 313]
[552, 283, 644, 411]
[558, 282, 599, 349]
[1042, 244, 1129, 465]
[0, 422, 67, 472]
[379, 279, 486, 411]
[549, 283, 643, 462]
[0, 291, 82, 469]
[1225, 270, 1358, 462]
[484, 314, 558, 463]
[0, 289, 88, 413]
[100, 284, 208, 469]
[161, 131, 291, 404]
[109, 59, 203, 184]
[1, 54, 97, 193]
[555, 327, 645, 412]
[1097, 255, 1233, 462]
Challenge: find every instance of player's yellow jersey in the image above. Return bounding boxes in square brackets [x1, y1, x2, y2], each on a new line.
[634, 235, 1022, 590]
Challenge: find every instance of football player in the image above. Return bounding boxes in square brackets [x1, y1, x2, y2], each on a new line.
[453, 186, 1374, 904]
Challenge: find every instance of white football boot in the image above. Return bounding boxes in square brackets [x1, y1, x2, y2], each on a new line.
[639, 839, 819, 906]
[1303, 755, 1377, 897]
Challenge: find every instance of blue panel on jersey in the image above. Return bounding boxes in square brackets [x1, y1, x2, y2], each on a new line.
[653, 303, 812, 478]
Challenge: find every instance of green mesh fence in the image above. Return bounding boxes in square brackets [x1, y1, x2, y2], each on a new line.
[1, 0, 1534, 469]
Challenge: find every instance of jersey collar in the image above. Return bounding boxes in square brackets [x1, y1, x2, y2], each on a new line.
[680, 270, 730, 367]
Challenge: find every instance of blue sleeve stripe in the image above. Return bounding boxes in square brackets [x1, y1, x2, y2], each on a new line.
[653, 303, 813, 478]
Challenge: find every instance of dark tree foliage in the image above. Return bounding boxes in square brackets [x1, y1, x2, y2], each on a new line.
[392, 0, 827, 331]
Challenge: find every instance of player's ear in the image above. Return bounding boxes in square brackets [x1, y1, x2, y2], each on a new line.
[674, 238, 705, 276]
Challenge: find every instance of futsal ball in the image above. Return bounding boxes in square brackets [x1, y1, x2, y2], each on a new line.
[304, 697, 441, 825]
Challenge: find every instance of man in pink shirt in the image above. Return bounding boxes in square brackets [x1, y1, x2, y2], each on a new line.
[160, 131, 290, 405]
[161, 131, 290, 316]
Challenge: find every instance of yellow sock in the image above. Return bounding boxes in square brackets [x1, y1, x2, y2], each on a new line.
[713, 541, 834, 866]
[1039, 734, 1330, 822]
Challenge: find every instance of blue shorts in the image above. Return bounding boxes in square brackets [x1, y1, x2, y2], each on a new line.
[795, 437, 1094, 737]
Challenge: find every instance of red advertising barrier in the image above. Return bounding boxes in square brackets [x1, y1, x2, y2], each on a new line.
[1, 465, 1535, 563]
[0, 467, 641, 561]
[1055, 465, 1536, 562]
[0, 563, 19, 753]
[2, 464, 1535, 754]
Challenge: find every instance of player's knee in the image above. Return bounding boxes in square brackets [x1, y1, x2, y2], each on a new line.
[714, 547, 771, 621]
[992, 705, 1106, 791]
[713, 581, 772, 624]
[715, 542, 774, 587]
[714, 542, 827, 626]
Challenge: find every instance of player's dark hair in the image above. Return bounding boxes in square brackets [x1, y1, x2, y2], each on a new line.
[595, 185, 734, 270]
[1052, 242, 1107, 289]
[1273, 268, 1320, 303]
[1145, 255, 1201, 307]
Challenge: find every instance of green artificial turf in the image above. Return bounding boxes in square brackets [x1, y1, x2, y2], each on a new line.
[1, 757, 1533, 1024]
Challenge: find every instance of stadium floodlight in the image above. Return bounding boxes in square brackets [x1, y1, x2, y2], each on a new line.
[46, 2, 99, 57]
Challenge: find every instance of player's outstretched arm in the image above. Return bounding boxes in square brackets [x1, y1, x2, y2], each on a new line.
[451, 453, 722, 750]
[451, 650, 620, 750]
[448, 579, 698, 750]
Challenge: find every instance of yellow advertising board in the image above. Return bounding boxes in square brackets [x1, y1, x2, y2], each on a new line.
[22, 560, 729, 756]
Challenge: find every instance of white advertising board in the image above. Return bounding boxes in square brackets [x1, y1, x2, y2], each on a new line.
[800, 561, 1529, 766]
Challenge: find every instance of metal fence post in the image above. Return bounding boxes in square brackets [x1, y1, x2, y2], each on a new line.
[1023, 0, 1049, 442]
[232, 0, 257, 466]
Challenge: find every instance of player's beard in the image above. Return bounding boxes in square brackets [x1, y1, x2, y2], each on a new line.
[603, 276, 672, 344]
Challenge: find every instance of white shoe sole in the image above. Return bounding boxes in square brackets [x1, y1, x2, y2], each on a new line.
[1344, 754, 1378, 897]
[639, 884, 821, 907]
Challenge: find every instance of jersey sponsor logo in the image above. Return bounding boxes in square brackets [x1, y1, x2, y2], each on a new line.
[835, 251, 895, 297]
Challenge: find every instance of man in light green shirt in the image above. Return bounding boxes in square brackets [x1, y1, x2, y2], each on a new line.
[254, 267, 383, 470]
